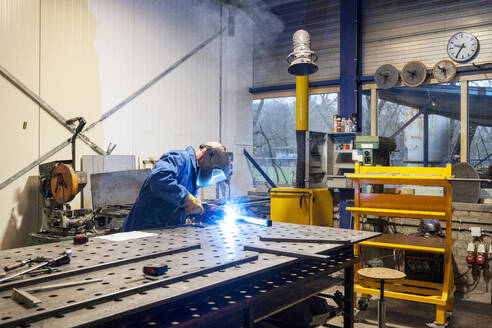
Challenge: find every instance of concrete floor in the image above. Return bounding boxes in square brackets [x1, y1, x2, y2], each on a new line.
[327, 290, 492, 328]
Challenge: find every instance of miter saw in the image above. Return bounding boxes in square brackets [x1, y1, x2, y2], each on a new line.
[38, 117, 95, 235]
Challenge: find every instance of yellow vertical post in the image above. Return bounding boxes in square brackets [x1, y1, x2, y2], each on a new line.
[295, 75, 309, 188]
[296, 75, 309, 131]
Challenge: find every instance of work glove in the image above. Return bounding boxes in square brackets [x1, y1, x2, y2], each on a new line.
[184, 193, 205, 215]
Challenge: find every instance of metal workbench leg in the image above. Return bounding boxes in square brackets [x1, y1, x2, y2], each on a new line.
[243, 306, 254, 328]
[344, 264, 354, 328]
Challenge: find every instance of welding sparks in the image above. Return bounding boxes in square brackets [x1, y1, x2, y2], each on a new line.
[222, 201, 242, 225]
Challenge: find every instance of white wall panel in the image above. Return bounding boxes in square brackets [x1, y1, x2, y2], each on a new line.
[0, 0, 40, 248]
[131, 0, 220, 158]
[221, 8, 254, 197]
[363, 0, 492, 75]
[0, 0, 251, 249]
[87, 0, 135, 156]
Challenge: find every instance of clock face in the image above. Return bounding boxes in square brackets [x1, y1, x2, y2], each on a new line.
[433, 60, 457, 83]
[447, 32, 479, 62]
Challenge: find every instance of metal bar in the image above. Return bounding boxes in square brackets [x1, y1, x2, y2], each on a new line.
[343, 263, 354, 328]
[460, 81, 469, 163]
[0, 64, 105, 155]
[250, 65, 492, 95]
[239, 216, 272, 227]
[12, 288, 42, 308]
[248, 79, 340, 94]
[389, 110, 422, 139]
[259, 236, 351, 245]
[84, 27, 226, 133]
[243, 149, 277, 188]
[447, 178, 492, 183]
[243, 306, 254, 328]
[27, 279, 103, 293]
[0, 261, 49, 284]
[339, 0, 361, 118]
[378, 279, 385, 328]
[243, 245, 329, 261]
[269, 190, 310, 195]
[424, 110, 429, 167]
[0, 244, 200, 292]
[0, 255, 258, 328]
[0, 139, 70, 191]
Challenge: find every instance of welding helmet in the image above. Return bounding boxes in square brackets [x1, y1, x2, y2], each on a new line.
[418, 219, 441, 234]
[197, 142, 232, 187]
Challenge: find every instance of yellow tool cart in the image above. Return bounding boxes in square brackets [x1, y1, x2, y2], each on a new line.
[346, 164, 454, 327]
[270, 188, 333, 226]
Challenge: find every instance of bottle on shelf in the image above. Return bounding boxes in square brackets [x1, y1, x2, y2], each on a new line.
[352, 113, 358, 132]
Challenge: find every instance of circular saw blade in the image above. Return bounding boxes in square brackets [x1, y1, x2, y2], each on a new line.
[401, 61, 427, 87]
[452, 162, 480, 203]
[374, 64, 400, 89]
[50, 163, 78, 204]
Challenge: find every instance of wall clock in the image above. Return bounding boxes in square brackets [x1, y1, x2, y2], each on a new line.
[401, 61, 427, 87]
[447, 32, 479, 62]
[432, 59, 457, 83]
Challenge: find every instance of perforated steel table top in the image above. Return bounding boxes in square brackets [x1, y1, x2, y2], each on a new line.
[0, 222, 379, 327]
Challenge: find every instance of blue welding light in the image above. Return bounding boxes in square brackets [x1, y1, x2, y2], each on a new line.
[222, 201, 240, 225]
[197, 169, 226, 187]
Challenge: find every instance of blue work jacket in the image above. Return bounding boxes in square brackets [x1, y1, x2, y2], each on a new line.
[121, 147, 198, 231]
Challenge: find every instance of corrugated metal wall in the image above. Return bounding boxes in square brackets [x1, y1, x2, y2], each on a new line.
[253, 0, 340, 87]
[253, 0, 492, 87]
[363, 0, 492, 75]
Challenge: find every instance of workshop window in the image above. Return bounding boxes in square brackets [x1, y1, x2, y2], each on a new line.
[376, 83, 461, 166]
[361, 91, 371, 136]
[252, 93, 338, 186]
[468, 79, 492, 172]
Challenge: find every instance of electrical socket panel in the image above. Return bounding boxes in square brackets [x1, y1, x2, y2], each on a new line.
[470, 226, 482, 237]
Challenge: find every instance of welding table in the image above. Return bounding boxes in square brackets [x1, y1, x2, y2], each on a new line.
[0, 222, 378, 327]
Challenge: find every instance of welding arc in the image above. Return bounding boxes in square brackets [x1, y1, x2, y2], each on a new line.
[1, 255, 258, 328]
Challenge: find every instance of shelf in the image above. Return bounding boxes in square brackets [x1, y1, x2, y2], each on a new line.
[346, 206, 446, 220]
[358, 233, 446, 254]
[354, 284, 446, 305]
[347, 174, 445, 181]
[346, 173, 448, 186]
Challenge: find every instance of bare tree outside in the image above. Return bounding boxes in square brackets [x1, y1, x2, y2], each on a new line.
[469, 79, 492, 171]
[252, 94, 338, 186]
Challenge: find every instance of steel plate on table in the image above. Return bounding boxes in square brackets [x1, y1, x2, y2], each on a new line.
[0, 222, 378, 327]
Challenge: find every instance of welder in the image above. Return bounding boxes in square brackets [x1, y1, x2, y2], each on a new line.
[121, 142, 231, 231]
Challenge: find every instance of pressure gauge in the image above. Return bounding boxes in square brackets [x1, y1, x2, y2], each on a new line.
[401, 61, 427, 87]
[432, 60, 457, 83]
[447, 32, 479, 63]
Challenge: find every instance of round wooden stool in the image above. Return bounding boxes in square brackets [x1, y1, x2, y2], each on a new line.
[357, 268, 406, 328]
